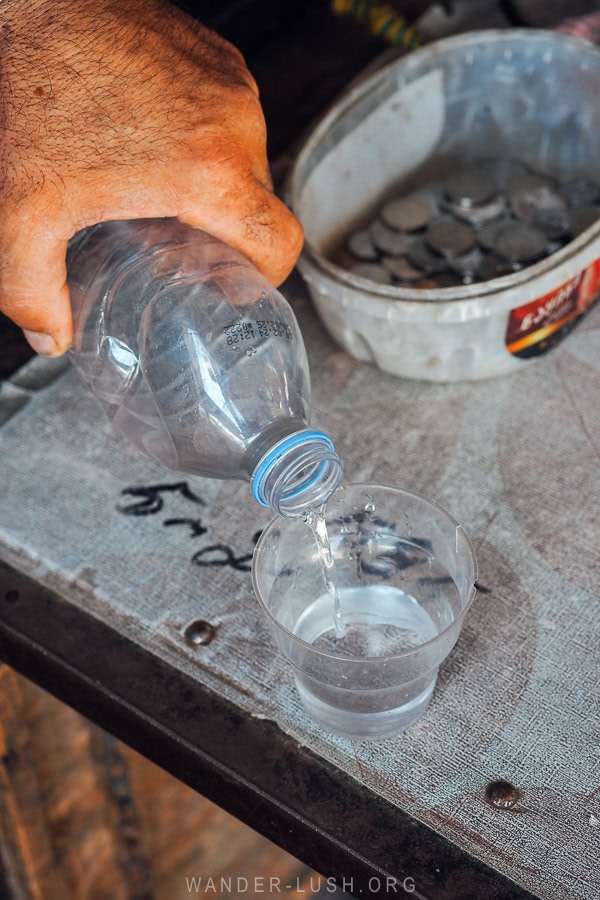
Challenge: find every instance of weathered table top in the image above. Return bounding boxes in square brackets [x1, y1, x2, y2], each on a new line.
[0, 270, 598, 900]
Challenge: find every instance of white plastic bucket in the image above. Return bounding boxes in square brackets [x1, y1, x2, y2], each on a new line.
[287, 30, 600, 381]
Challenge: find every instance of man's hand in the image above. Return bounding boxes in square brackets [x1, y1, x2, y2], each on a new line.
[0, 0, 304, 355]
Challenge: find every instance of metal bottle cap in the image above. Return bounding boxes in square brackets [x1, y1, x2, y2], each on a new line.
[479, 253, 523, 281]
[381, 255, 423, 282]
[493, 224, 548, 263]
[477, 218, 514, 251]
[369, 218, 415, 256]
[443, 170, 497, 209]
[530, 207, 572, 241]
[508, 174, 565, 222]
[379, 195, 435, 232]
[448, 247, 485, 279]
[449, 194, 507, 227]
[426, 218, 475, 258]
[407, 237, 451, 274]
[346, 228, 378, 261]
[338, 157, 598, 290]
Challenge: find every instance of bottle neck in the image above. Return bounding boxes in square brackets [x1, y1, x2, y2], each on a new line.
[251, 430, 342, 517]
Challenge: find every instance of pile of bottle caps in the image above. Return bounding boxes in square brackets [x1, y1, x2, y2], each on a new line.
[338, 159, 600, 288]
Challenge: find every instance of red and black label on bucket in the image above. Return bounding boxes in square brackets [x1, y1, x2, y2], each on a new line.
[505, 259, 600, 358]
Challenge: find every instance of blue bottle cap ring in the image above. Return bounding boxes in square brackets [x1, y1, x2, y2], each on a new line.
[251, 430, 336, 508]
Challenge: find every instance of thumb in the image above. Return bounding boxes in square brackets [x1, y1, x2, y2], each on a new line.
[179, 174, 304, 288]
[0, 227, 73, 357]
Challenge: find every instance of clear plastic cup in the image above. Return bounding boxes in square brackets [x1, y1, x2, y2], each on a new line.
[252, 484, 477, 739]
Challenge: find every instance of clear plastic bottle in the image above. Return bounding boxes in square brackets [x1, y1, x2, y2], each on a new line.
[67, 218, 342, 516]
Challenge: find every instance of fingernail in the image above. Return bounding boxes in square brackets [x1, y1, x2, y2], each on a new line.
[23, 329, 60, 357]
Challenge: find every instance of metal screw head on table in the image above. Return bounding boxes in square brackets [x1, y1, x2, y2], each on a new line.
[443, 169, 497, 209]
[485, 780, 520, 809]
[184, 619, 217, 646]
[346, 228, 378, 261]
[350, 262, 393, 284]
[380, 195, 435, 232]
[493, 223, 548, 263]
[426, 218, 475, 258]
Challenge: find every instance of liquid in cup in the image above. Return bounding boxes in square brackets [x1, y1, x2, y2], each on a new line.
[252, 484, 477, 739]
